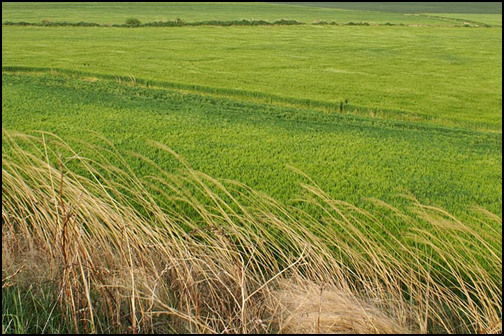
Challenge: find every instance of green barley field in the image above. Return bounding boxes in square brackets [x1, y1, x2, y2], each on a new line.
[2, 2, 502, 334]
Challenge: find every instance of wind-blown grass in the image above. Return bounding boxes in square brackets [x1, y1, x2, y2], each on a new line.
[2, 130, 501, 333]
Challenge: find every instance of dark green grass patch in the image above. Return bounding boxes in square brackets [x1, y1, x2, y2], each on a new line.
[2, 284, 75, 334]
[2, 18, 305, 28]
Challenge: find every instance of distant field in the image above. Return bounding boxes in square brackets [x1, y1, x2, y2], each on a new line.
[2, 73, 502, 220]
[274, 2, 502, 14]
[2, 25, 501, 131]
[428, 13, 502, 25]
[1, 2, 460, 25]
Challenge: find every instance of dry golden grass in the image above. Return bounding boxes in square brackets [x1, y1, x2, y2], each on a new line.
[2, 129, 502, 333]
[268, 279, 412, 334]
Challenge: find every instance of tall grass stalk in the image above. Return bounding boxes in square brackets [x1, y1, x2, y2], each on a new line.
[2, 129, 501, 333]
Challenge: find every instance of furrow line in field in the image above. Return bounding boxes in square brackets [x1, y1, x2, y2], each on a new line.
[2, 66, 500, 134]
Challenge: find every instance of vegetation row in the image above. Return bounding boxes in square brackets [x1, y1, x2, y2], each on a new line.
[2, 18, 493, 28]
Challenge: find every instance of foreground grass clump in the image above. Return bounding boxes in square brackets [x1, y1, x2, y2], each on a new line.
[2, 130, 502, 334]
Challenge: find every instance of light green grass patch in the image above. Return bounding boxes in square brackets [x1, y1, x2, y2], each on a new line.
[2, 25, 501, 131]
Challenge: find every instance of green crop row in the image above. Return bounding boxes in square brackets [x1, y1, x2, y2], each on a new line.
[4, 18, 491, 28]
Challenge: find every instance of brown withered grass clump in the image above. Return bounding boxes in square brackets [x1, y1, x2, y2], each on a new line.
[270, 280, 412, 334]
[2, 129, 502, 334]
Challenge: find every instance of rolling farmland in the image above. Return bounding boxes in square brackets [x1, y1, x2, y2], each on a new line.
[2, 72, 501, 217]
[2, 25, 502, 131]
[2, 2, 502, 334]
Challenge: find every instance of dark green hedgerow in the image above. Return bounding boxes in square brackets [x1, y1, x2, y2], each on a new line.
[2, 18, 304, 28]
[3, 19, 491, 27]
